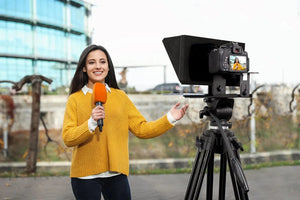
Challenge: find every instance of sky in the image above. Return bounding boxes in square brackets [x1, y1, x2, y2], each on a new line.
[89, 0, 300, 91]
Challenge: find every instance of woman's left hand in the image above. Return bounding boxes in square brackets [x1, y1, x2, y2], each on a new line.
[170, 102, 189, 121]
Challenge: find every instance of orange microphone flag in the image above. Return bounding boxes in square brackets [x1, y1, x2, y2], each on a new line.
[93, 82, 107, 105]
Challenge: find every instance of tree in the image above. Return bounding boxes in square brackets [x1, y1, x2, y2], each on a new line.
[12, 75, 52, 173]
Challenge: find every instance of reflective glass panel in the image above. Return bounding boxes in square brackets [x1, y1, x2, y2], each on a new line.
[36, 26, 66, 59]
[0, 21, 33, 55]
[70, 4, 85, 31]
[36, 0, 65, 26]
[70, 33, 86, 60]
[36, 60, 65, 88]
[1, 58, 33, 83]
[0, 0, 31, 19]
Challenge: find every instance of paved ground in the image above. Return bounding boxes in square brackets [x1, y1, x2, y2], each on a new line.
[0, 165, 299, 200]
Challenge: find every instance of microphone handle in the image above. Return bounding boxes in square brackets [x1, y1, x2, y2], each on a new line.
[96, 101, 103, 132]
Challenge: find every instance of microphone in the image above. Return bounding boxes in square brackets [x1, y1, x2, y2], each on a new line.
[92, 83, 107, 132]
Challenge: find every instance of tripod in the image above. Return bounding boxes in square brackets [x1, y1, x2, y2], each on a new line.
[185, 97, 249, 200]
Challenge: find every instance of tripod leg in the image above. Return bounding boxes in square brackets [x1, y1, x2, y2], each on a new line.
[193, 150, 213, 200]
[185, 132, 215, 200]
[185, 147, 202, 199]
[227, 149, 249, 200]
[185, 149, 211, 200]
[228, 157, 244, 200]
[218, 152, 227, 200]
[206, 152, 214, 200]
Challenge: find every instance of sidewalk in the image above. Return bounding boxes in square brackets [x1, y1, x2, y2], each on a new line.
[1, 165, 300, 200]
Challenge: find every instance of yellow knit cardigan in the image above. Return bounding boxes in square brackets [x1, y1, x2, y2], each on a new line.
[62, 88, 174, 177]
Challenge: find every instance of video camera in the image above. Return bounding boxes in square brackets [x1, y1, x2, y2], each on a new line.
[163, 35, 250, 97]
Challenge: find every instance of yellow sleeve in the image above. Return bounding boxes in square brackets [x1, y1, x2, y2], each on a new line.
[62, 95, 94, 147]
[125, 94, 174, 139]
[233, 63, 238, 70]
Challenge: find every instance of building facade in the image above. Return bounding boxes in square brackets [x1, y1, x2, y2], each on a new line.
[0, 0, 92, 90]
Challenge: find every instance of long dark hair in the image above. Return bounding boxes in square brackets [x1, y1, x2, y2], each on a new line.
[234, 57, 240, 63]
[69, 45, 119, 95]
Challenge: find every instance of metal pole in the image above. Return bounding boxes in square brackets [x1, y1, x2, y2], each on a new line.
[250, 81, 256, 153]
[3, 122, 8, 157]
[250, 111, 256, 153]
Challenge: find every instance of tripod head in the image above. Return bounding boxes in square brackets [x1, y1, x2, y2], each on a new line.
[200, 97, 234, 128]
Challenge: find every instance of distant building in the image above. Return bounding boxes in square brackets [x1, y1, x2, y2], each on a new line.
[0, 0, 92, 90]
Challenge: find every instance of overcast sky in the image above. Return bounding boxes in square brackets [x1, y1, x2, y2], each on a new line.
[90, 0, 300, 91]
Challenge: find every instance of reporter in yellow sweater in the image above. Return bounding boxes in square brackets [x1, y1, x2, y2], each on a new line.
[62, 44, 189, 200]
[232, 57, 246, 71]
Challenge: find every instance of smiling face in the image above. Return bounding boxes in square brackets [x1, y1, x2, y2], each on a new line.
[235, 57, 239, 63]
[83, 49, 109, 88]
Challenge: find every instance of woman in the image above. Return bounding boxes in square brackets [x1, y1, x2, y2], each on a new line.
[232, 57, 246, 71]
[62, 44, 189, 200]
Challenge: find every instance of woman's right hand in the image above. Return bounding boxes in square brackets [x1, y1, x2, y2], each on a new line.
[91, 105, 105, 121]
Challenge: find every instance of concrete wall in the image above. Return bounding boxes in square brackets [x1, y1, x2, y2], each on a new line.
[1, 84, 299, 132]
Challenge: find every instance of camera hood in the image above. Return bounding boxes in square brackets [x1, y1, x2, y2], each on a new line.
[162, 35, 245, 86]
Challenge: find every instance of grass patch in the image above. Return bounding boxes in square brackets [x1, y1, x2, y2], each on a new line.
[129, 160, 300, 175]
[243, 160, 300, 170]
[1, 160, 299, 178]
[130, 167, 192, 175]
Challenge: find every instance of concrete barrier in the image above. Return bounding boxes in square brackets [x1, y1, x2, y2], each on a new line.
[5, 84, 299, 132]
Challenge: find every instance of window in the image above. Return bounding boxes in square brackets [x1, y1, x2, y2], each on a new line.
[0, 0, 31, 19]
[36, 26, 66, 59]
[70, 4, 85, 31]
[0, 58, 33, 83]
[0, 58, 8, 81]
[70, 33, 86, 60]
[0, 21, 6, 53]
[36, 0, 65, 26]
[0, 21, 32, 55]
[36, 60, 66, 88]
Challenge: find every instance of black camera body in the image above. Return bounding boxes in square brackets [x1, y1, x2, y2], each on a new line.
[163, 35, 251, 97]
[209, 42, 249, 74]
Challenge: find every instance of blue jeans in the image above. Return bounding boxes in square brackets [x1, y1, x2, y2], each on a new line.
[71, 174, 131, 200]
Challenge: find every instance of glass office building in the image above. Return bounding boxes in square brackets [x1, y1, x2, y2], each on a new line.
[0, 0, 92, 90]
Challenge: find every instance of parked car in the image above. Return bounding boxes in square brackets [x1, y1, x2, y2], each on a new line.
[181, 85, 203, 94]
[151, 83, 181, 94]
[151, 83, 203, 94]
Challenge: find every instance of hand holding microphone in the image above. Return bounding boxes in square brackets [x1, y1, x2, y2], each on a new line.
[92, 83, 107, 132]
